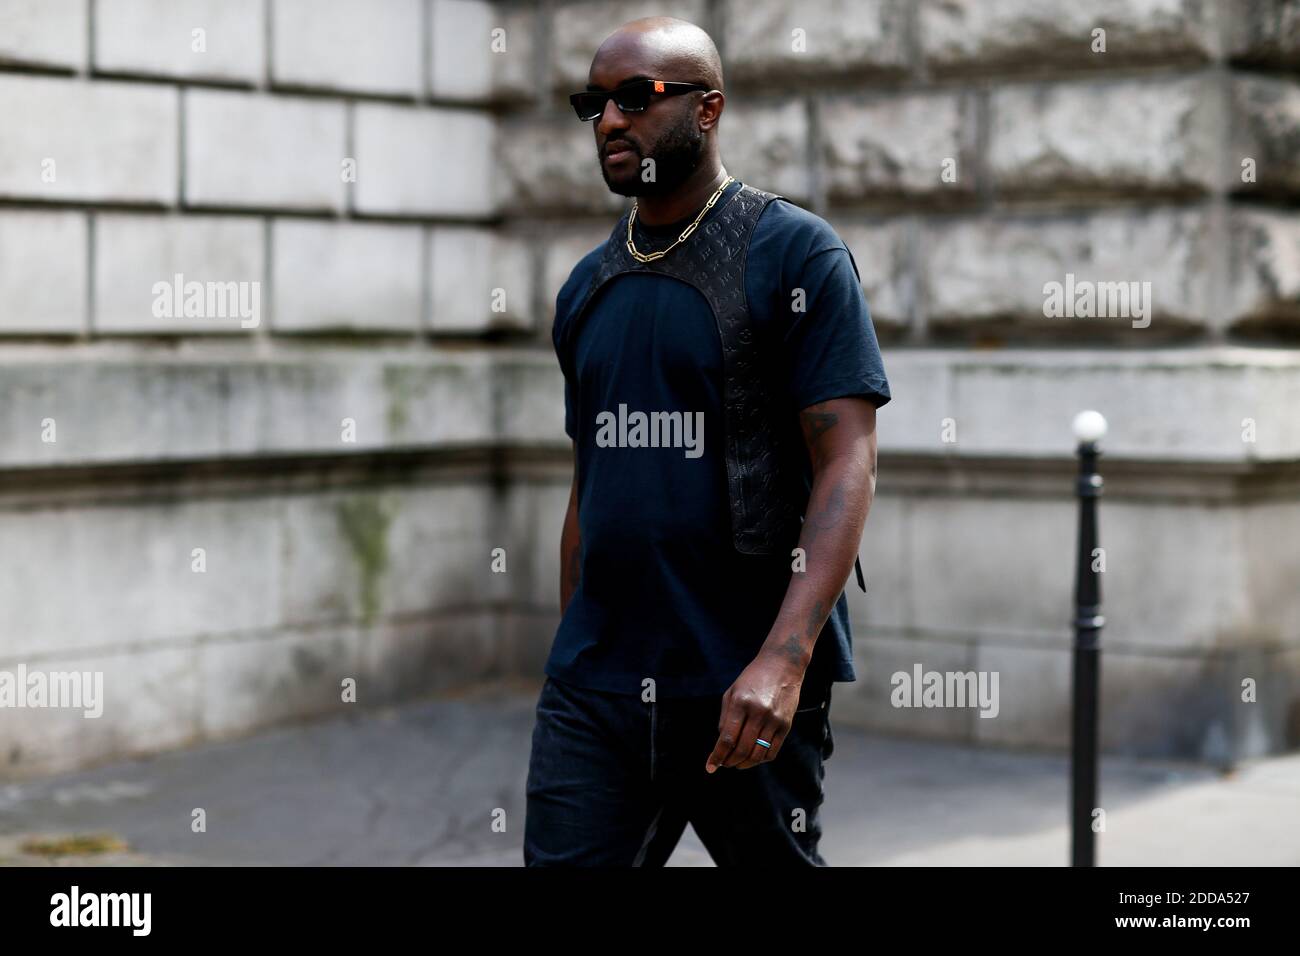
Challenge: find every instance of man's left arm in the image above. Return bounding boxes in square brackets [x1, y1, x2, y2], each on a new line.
[705, 394, 878, 772]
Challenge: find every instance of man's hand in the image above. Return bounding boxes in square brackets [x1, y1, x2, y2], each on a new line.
[704, 649, 805, 772]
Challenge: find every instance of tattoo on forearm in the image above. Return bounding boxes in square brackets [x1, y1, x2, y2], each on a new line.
[775, 631, 806, 667]
[806, 598, 826, 639]
[800, 482, 844, 555]
[808, 483, 846, 533]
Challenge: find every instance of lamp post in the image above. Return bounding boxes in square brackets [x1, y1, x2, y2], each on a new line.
[1070, 410, 1107, 867]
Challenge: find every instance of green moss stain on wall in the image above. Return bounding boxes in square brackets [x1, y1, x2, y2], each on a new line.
[384, 366, 419, 437]
[335, 494, 396, 626]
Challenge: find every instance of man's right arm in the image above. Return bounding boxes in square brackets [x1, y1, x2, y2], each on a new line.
[559, 441, 581, 614]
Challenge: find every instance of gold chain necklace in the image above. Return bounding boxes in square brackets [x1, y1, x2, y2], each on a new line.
[626, 175, 736, 263]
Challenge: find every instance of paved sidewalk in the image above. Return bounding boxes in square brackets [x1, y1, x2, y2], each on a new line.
[2, 680, 1297, 866]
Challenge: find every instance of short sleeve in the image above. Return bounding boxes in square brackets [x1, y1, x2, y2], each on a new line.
[782, 245, 891, 412]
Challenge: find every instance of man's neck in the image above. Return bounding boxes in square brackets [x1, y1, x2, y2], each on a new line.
[634, 163, 731, 226]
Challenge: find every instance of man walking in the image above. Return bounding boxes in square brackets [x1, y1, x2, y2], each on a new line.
[524, 16, 891, 866]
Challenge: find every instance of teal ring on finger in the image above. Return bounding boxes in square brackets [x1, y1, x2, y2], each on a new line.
[755, 738, 771, 749]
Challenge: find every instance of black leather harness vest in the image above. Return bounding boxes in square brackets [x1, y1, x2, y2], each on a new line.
[560, 182, 866, 593]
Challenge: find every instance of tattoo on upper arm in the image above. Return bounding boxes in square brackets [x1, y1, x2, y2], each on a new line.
[801, 407, 839, 444]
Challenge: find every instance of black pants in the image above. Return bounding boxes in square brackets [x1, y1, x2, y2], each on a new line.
[524, 675, 835, 866]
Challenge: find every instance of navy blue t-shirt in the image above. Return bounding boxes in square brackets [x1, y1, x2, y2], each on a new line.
[548, 179, 891, 698]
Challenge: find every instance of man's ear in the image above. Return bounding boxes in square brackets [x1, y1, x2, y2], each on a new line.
[698, 91, 725, 131]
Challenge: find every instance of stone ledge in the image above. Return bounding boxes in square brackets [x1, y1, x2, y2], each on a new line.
[1, 345, 1297, 470]
[878, 346, 1300, 462]
[0, 346, 562, 470]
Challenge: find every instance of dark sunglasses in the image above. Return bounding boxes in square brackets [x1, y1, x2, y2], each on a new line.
[570, 78, 710, 121]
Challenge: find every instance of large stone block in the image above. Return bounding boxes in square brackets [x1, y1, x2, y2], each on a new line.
[494, 351, 568, 446]
[820, 90, 978, 204]
[184, 89, 346, 212]
[0, 0, 86, 71]
[1230, 75, 1300, 198]
[279, 485, 499, 629]
[94, 214, 264, 333]
[0, 495, 282, 659]
[1243, 501, 1300, 646]
[383, 485, 507, 613]
[429, 0, 536, 103]
[279, 494, 381, 629]
[836, 634, 979, 739]
[920, 208, 1217, 331]
[903, 495, 1075, 639]
[722, 98, 812, 203]
[0, 646, 200, 777]
[0, 210, 86, 334]
[541, 223, 614, 323]
[971, 643, 1071, 749]
[989, 75, 1223, 198]
[353, 103, 495, 217]
[921, 0, 1220, 73]
[1228, 210, 1300, 328]
[361, 611, 507, 702]
[379, 353, 498, 448]
[1081, 499, 1253, 652]
[1099, 647, 1300, 761]
[0, 75, 177, 205]
[429, 226, 533, 333]
[272, 220, 422, 332]
[198, 625, 361, 739]
[843, 489, 909, 632]
[722, 0, 909, 82]
[549, 0, 708, 92]
[974, 643, 1299, 760]
[496, 117, 622, 216]
[271, 0, 422, 97]
[828, 217, 912, 328]
[505, 479, 571, 611]
[95, 0, 264, 84]
[1228, 0, 1300, 68]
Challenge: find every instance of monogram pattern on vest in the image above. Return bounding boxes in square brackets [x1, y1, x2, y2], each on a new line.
[565, 184, 805, 556]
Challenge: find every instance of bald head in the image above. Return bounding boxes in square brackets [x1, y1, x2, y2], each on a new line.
[592, 16, 723, 92]
[584, 16, 727, 202]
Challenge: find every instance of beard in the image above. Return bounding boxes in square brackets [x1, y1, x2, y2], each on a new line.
[600, 118, 704, 197]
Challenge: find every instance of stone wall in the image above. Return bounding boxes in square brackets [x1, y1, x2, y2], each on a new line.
[0, 0, 1297, 776]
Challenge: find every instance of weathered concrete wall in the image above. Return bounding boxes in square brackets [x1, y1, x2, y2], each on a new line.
[0, 0, 1298, 776]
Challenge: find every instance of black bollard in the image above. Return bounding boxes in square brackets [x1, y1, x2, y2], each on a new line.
[1070, 411, 1106, 867]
